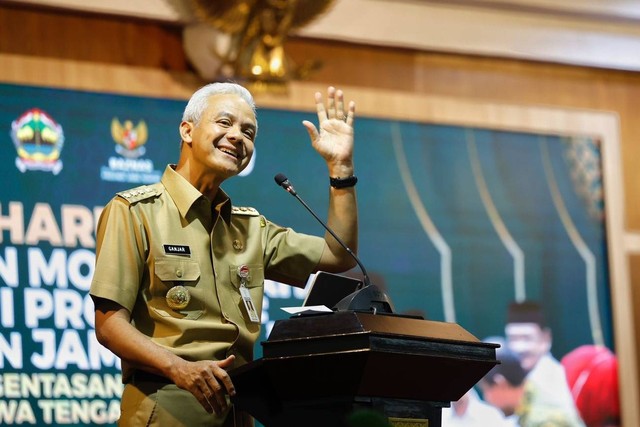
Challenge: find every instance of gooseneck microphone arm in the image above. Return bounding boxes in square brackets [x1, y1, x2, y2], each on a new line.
[274, 173, 371, 287]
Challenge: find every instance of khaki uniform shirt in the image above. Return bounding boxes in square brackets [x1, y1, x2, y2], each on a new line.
[90, 165, 325, 382]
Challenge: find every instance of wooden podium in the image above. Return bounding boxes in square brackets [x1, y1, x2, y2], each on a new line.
[230, 311, 498, 427]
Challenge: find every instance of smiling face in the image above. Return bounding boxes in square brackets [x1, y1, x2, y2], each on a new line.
[180, 93, 257, 182]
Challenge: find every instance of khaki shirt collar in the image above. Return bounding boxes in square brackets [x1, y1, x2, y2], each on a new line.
[161, 165, 232, 223]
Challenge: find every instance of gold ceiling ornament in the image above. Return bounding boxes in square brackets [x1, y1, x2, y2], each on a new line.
[183, 0, 337, 85]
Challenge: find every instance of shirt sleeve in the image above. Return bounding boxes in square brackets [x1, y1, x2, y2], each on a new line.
[262, 218, 325, 287]
[90, 197, 145, 311]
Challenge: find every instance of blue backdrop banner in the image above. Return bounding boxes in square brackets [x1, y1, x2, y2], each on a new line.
[0, 83, 612, 425]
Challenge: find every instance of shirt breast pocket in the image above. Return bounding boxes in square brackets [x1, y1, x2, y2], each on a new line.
[228, 264, 265, 319]
[150, 258, 204, 320]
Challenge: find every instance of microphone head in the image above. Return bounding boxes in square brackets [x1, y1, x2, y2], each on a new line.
[274, 173, 288, 187]
[274, 173, 296, 195]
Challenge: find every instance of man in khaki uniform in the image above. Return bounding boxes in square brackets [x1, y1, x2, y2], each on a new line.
[90, 82, 359, 426]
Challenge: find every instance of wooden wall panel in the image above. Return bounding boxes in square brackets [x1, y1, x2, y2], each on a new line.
[0, 3, 188, 69]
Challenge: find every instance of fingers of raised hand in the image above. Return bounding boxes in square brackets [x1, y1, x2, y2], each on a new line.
[316, 87, 353, 125]
[334, 89, 344, 119]
[344, 100, 355, 127]
[314, 90, 326, 124]
[327, 87, 337, 119]
[326, 87, 343, 120]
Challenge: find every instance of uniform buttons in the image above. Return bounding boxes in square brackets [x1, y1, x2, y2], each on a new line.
[175, 269, 183, 278]
[233, 239, 243, 251]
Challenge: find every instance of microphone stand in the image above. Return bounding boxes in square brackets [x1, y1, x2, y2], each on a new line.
[274, 173, 394, 314]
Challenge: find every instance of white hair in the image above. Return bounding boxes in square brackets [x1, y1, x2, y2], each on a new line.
[181, 82, 256, 125]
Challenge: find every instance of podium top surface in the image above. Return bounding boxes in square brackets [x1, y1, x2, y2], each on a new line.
[266, 311, 492, 347]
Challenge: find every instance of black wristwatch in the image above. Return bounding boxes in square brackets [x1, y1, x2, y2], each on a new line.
[330, 175, 358, 189]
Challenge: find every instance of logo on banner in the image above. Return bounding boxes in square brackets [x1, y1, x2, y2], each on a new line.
[100, 118, 162, 184]
[10, 108, 65, 174]
[111, 118, 148, 158]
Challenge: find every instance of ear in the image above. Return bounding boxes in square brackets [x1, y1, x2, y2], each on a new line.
[179, 121, 194, 145]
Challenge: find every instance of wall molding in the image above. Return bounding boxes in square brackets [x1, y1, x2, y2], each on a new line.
[4, 0, 640, 72]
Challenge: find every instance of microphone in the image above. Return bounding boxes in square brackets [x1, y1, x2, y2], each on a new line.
[274, 173, 395, 314]
[274, 173, 298, 196]
[274, 173, 369, 286]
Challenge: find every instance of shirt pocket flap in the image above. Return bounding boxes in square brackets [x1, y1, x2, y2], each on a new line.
[155, 258, 201, 282]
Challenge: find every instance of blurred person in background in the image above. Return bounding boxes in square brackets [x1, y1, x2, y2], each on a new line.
[504, 301, 584, 426]
[442, 388, 510, 427]
[479, 346, 578, 427]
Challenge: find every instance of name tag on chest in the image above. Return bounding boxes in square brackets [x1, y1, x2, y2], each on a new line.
[163, 245, 191, 256]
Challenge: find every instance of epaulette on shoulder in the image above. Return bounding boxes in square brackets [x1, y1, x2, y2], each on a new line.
[231, 206, 259, 216]
[116, 184, 161, 205]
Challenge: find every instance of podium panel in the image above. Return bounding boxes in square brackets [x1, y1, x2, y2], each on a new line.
[230, 312, 498, 427]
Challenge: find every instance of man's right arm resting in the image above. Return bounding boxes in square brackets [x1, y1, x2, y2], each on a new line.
[92, 297, 236, 414]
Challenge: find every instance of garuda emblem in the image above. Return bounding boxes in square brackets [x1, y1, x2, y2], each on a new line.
[111, 118, 148, 158]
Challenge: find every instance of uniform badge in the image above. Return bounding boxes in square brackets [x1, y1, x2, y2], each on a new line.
[166, 285, 191, 310]
[237, 265, 250, 284]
